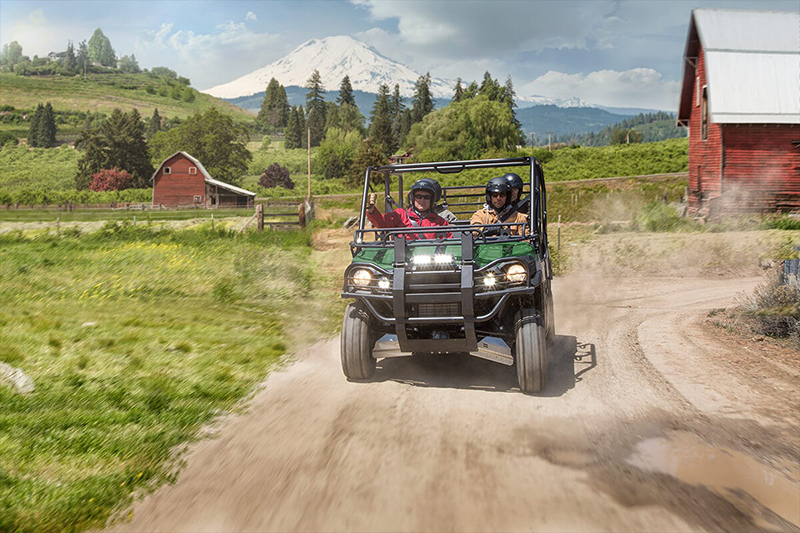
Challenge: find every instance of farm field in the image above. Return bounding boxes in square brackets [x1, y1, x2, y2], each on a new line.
[0, 224, 343, 532]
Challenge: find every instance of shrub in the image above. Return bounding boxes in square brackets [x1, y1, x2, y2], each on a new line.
[324, 152, 344, 180]
[631, 202, 698, 232]
[259, 163, 294, 189]
[88, 167, 133, 191]
[0, 131, 17, 147]
[738, 266, 800, 340]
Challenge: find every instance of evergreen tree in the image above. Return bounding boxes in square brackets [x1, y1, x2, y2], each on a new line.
[325, 103, 365, 136]
[63, 41, 75, 72]
[349, 138, 389, 186]
[453, 78, 464, 102]
[276, 84, 289, 127]
[257, 78, 290, 130]
[337, 75, 355, 106]
[38, 102, 57, 148]
[76, 40, 89, 76]
[87, 28, 116, 67]
[28, 103, 43, 147]
[369, 84, 393, 153]
[464, 81, 478, 99]
[500, 76, 516, 109]
[305, 70, 326, 146]
[146, 108, 162, 140]
[412, 72, 434, 123]
[479, 71, 501, 101]
[118, 54, 140, 73]
[390, 84, 406, 150]
[284, 107, 302, 149]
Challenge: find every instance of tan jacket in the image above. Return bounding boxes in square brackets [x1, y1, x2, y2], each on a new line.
[470, 207, 528, 235]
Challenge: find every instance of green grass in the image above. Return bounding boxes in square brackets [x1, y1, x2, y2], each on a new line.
[0, 73, 253, 122]
[0, 224, 317, 532]
[0, 145, 80, 192]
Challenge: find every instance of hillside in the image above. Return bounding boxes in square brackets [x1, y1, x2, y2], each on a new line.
[516, 105, 632, 140]
[0, 73, 253, 126]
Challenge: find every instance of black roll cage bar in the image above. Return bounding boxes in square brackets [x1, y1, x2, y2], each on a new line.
[354, 157, 547, 252]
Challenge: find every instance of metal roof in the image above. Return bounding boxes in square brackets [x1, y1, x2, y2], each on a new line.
[151, 151, 256, 197]
[677, 9, 800, 125]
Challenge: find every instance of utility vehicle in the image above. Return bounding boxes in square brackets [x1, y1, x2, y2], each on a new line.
[341, 157, 554, 393]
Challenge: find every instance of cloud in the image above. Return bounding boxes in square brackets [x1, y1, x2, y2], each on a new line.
[28, 8, 46, 24]
[246, 11, 257, 21]
[521, 68, 681, 110]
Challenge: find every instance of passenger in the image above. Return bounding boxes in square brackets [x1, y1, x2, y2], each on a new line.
[471, 176, 528, 235]
[366, 178, 451, 240]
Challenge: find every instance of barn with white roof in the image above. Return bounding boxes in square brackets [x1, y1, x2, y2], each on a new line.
[676, 9, 800, 215]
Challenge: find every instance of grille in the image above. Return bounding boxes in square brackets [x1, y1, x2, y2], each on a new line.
[417, 303, 461, 317]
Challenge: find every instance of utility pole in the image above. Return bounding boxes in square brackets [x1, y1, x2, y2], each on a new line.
[547, 131, 553, 152]
[307, 127, 311, 200]
[530, 132, 535, 149]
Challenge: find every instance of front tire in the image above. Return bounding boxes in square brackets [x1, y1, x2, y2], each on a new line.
[515, 308, 547, 393]
[544, 280, 555, 344]
[341, 302, 376, 379]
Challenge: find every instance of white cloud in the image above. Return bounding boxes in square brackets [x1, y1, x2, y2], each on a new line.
[522, 68, 681, 110]
[28, 8, 47, 24]
[246, 11, 257, 21]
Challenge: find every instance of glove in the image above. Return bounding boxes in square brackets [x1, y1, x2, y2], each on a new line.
[367, 192, 377, 212]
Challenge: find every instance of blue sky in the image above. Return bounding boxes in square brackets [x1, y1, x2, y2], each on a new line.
[1, 0, 797, 109]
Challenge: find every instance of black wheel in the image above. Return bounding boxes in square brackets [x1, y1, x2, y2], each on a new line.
[515, 308, 547, 393]
[544, 280, 555, 345]
[341, 302, 376, 379]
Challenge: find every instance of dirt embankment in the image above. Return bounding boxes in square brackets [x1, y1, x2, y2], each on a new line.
[108, 230, 800, 533]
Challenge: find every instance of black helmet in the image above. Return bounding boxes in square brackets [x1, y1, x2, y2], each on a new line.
[503, 172, 524, 194]
[485, 176, 511, 209]
[407, 178, 442, 206]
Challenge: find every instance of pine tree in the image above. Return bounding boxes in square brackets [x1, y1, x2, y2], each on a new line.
[284, 107, 301, 149]
[500, 76, 516, 109]
[87, 28, 116, 68]
[257, 78, 290, 130]
[305, 70, 326, 146]
[412, 72, 434, 123]
[146, 108, 162, 140]
[337, 75, 355, 106]
[369, 84, 393, 153]
[453, 78, 464, 102]
[276, 84, 289, 127]
[38, 103, 57, 148]
[479, 71, 501, 101]
[464, 81, 478, 99]
[390, 84, 405, 150]
[28, 104, 43, 147]
[76, 40, 89, 77]
[63, 41, 75, 72]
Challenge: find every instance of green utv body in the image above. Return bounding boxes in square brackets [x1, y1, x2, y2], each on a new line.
[341, 157, 555, 393]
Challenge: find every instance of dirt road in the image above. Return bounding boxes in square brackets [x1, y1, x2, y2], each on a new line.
[109, 274, 800, 532]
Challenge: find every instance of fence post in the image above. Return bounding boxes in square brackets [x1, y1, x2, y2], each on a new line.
[211, 213, 214, 231]
[298, 203, 306, 228]
[557, 214, 561, 251]
[256, 204, 264, 231]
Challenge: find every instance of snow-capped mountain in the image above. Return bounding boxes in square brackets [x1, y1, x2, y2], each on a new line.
[517, 95, 595, 109]
[204, 35, 454, 99]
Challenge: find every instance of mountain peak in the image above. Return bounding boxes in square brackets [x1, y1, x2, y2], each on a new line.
[204, 35, 453, 99]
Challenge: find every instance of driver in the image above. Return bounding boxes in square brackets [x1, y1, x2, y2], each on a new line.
[470, 176, 528, 235]
[366, 178, 451, 240]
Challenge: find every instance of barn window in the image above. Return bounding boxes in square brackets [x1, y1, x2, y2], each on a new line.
[163, 167, 172, 174]
[194, 195, 201, 203]
[701, 86, 708, 141]
[189, 167, 197, 175]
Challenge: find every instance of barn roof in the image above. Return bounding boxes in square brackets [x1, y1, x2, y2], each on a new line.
[152, 151, 256, 197]
[677, 9, 800, 125]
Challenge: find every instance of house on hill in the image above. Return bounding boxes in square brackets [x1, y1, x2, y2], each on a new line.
[677, 9, 800, 215]
[151, 152, 256, 208]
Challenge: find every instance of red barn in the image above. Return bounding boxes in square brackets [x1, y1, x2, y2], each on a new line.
[151, 151, 256, 208]
[677, 9, 800, 216]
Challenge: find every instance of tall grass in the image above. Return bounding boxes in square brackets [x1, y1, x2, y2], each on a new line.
[0, 224, 314, 532]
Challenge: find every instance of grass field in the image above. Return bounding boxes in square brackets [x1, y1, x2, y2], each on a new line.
[0, 224, 346, 532]
[0, 73, 253, 123]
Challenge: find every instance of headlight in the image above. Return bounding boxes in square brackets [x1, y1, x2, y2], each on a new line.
[351, 269, 372, 286]
[506, 263, 527, 283]
[378, 277, 391, 289]
[483, 272, 496, 288]
[412, 255, 432, 266]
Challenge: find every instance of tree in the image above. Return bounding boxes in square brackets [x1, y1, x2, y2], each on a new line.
[151, 66, 177, 79]
[453, 78, 464, 103]
[76, 40, 89, 76]
[337, 75, 355, 106]
[118, 54, 140, 73]
[610, 127, 642, 145]
[305, 70, 326, 146]
[284, 106, 302, 149]
[88, 167, 132, 191]
[0, 41, 25, 70]
[38, 102, 57, 148]
[257, 78, 289, 130]
[297, 105, 307, 148]
[325, 103, 365, 136]
[258, 163, 294, 189]
[75, 108, 153, 189]
[148, 107, 252, 186]
[390, 83, 406, 148]
[349, 138, 388, 186]
[464, 81, 478, 99]
[182, 87, 195, 102]
[87, 28, 116, 67]
[369, 84, 393, 153]
[28, 103, 43, 147]
[315, 127, 362, 176]
[412, 72, 434, 123]
[63, 41, 75, 72]
[146, 108, 162, 140]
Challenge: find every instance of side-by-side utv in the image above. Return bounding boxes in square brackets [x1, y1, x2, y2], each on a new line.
[341, 157, 554, 393]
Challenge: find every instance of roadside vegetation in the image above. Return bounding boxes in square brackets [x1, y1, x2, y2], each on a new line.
[0, 223, 349, 532]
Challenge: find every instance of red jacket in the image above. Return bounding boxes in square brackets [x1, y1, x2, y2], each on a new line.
[367, 207, 451, 240]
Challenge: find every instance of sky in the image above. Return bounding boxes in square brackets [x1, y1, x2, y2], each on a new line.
[1, 0, 797, 110]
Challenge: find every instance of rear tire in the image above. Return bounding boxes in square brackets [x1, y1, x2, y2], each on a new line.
[341, 302, 376, 380]
[515, 308, 547, 393]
